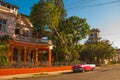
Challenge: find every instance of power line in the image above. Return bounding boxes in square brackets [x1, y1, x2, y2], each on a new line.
[66, 0, 96, 9]
[82, 0, 120, 8]
[66, 0, 120, 11]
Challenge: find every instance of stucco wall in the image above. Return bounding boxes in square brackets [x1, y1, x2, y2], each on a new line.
[0, 13, 16, 37]
[0, 66, 72, 76]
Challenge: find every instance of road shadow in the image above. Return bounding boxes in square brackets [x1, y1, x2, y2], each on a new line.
[62, 71, 84, 75]
[97, 67, 120, 72]
[100, 69, 110, 72]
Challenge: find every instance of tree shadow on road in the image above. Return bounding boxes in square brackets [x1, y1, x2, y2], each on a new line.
[62, 71, 83, 75]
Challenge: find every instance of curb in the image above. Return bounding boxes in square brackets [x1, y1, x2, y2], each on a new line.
[0, 70, 72, 80]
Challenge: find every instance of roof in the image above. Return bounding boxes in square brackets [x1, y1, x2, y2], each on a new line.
[91, 28, 100, 32]
[16, 13, 33, 28]
[0, 0, 18, 9]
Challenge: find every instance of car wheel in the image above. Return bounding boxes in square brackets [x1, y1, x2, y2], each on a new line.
[91, 68, 94, 71]
[73, 70, 76, 72]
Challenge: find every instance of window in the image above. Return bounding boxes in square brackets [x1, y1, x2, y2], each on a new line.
[7, 5, 11, 9]
[3, 19, 6, 24]
[0, 19, 2, 23]
[15, 29, 20, 35]
[90, 33, 93, 37]
[0, 18, 7, 31]
[94, 33, 97, 38]
[23, 30, 29, 37]
[0, 24, 1, 30]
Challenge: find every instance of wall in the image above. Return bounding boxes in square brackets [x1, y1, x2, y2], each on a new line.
[0, 66, 72, 76]
[0, 13, 16, 37]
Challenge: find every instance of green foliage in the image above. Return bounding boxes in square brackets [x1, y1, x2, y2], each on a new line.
[30, 0, 62, 37]
[0, 35, 12, 42]
[80, 41, 117, 64]
[59, 16, 90, 42]
[110, 60, 117, 64]
[0, 35, 11, 66]
[0, 42, 10, 66]
[53, 0, 67, 21]
[52, 16, 90, 63]
[30, 0, 90, 63]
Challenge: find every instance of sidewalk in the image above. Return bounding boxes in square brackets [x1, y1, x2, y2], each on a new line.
[0, 66, 102, 80]
[0, 70, 72, 80]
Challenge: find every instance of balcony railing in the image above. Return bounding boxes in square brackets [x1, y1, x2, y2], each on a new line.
[14, 35, 49, 44]
[0, 31, 9, 36]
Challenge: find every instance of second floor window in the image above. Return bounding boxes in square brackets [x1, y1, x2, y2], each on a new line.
[23, 30, 29, 37]
[0, 18, 7, 32]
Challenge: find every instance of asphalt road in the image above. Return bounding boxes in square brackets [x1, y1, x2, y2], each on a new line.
[17, 64, 120, 80]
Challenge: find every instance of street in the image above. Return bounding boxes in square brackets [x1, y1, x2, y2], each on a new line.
[17, 64, 120, 80]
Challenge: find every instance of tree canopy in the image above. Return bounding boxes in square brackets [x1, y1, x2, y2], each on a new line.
[30, 0, 90, 63]
[80, 41, 117, 64]
[52, 16, 90, 63]
[30, 0, 65, 38]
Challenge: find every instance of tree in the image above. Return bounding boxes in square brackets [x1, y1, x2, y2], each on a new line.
[52, 16, 90, 63]
[80, 44, 96, 63]
[0, 35, 11, 66]
[53, 0, 67, 21]
[30, 0, 90, 64]
[95, 41, 116, 63]
[30, 0, 65, 40]
[80, 41, 117, 64]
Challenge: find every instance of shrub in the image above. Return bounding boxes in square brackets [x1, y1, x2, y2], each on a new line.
[110, 60, 117, 64]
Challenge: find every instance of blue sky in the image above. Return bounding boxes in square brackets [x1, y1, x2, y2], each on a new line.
[4, 0, 120, 48]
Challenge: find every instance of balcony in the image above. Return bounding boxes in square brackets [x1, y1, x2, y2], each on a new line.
[14, 35, 49, 44]
[0, 1, 18, 15]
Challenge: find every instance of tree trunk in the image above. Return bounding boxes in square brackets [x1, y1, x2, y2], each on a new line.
[53, 27, 65, 44]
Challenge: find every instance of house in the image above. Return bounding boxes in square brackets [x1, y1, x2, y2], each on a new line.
[113, 49, 120, 63]
[0, 0, 53, 67]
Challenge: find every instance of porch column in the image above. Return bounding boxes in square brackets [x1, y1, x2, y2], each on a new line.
[40, 51, 43, 66]
[24, 47, 27, 65]
[6, 44, 10, 58]
[35, 48, 38, 65]
[10, 46, 14, 64]
[17, 48, 22, 64]
[48, 49, 52, 66]
[27, 49, 31, 65]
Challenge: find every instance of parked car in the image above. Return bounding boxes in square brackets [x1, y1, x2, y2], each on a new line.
[72, 64, 96, 72]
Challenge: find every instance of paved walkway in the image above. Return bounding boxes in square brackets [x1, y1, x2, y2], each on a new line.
[0, 70, 72, 80]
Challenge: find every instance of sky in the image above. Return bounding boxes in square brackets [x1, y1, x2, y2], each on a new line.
[3, 0, 120, 48]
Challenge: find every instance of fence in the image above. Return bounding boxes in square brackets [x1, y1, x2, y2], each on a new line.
[0, 61, 79, 69]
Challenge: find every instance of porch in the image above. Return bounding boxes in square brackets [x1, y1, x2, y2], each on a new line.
[7, 35, 53, 68]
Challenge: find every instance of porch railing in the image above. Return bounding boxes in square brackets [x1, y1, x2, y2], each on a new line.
[14, 35, 48, 43]
[0, 33, 50, 44]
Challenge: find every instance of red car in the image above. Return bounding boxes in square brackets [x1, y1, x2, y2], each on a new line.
[72, 64, 95, 72]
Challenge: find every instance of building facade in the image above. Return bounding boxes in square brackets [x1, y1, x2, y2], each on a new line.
[113, 49, 120, 63]
[86, 28, 101, 44]
[0, 0, 53, 67]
